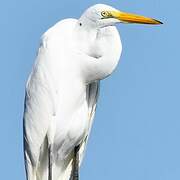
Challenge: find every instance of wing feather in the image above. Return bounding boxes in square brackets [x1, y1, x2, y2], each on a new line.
[79, 81, 100, 164]
[23, 40, 57, 179]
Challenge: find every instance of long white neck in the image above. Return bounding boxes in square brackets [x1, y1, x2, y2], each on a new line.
[73, 22, 122, 84]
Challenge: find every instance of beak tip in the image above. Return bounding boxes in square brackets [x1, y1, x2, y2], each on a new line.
[154, 19, 163, 25]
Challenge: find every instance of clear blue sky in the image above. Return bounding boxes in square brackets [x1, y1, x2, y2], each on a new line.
[1, 0, 179, 179]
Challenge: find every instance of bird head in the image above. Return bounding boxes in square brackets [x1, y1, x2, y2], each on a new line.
[79, 4, 162, 28]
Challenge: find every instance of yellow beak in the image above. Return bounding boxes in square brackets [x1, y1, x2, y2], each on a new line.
[110, 11, 163, 25]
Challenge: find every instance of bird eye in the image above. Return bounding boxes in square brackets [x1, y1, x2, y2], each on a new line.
[101, 11, 109, 18]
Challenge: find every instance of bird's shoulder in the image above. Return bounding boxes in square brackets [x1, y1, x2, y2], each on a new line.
[42, 18, 78, 40]
[37, 18, 78, 55]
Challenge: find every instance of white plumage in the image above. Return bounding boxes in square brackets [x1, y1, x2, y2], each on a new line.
[23, 4, 162, 180]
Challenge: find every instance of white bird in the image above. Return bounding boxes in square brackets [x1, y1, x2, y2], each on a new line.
[23, 4, 162, 180]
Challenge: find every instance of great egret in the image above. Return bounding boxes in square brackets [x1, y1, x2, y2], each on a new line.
[23, 4, 162, 180]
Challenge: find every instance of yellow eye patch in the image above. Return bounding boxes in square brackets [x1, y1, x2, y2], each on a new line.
[101, 11, 112, 19]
